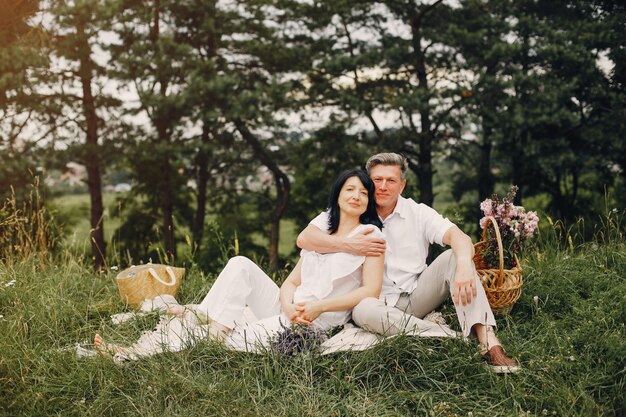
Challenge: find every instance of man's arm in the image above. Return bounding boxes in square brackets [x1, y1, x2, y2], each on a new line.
[442, 225, 478, 306]
[296, 224, 386, 256]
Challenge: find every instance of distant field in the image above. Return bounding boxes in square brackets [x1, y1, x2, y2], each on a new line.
[51, 192, 299, 260]
[51, 192, 122, 254]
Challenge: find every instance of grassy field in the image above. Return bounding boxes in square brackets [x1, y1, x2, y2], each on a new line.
[51, 192, 300, 261]
[0, 220, 624, 416]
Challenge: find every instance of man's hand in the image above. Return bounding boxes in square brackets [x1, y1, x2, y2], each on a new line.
[451, 260, 478, 306]
[345, 228, 386, 256]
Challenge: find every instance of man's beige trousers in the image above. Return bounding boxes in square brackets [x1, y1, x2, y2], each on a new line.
[352, 250, 496, 338]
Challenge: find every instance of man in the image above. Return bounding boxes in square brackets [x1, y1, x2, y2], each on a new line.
[297, 152, 519, 373]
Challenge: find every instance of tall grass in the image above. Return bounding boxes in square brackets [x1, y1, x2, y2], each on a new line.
[0, 212, 624, 416]
[0, 178, 57, 264]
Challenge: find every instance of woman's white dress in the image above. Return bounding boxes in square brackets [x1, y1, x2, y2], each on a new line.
[114, 224, 385, 359]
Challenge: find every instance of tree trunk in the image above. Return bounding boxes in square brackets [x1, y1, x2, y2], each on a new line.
[478, 139, 494, 202]
[476, 134, 495, 241]
[235, 120, 290, 272]
[77, 21, 106, 270]
[409, 6, 438, 207]
[152, 0, 175, 261]
[512, 129, 526, 206]
[192, 124, 211, 249]
[478, 62, 497, 204]
[156, 123, 176, 261]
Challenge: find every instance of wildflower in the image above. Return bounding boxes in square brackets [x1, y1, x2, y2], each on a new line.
[478, 186, 539, 269]
[269, 321, 327, 355]
[480, 199, 493, 216]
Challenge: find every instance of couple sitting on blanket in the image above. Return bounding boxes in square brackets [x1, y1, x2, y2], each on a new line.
[95, 152, 519, 373]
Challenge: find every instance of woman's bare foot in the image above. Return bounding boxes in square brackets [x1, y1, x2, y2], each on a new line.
[166, 304, 187, 317]
[207, 321, 230, 341]
[94, 333, 132, 358]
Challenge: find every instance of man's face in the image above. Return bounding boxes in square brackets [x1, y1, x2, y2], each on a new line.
[369, 164, 406, 210]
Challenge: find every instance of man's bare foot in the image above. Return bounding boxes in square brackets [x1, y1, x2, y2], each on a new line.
[94, 334, 131, 358]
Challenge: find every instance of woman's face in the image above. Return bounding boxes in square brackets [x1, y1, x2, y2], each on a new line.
[338, 176, 369, 217]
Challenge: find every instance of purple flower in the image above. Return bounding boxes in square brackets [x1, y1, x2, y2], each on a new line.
[478, 186, 539, 269]
[270, 321, 328, 355]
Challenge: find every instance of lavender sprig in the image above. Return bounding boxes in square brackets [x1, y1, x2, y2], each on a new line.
[269, 321, 328, 356]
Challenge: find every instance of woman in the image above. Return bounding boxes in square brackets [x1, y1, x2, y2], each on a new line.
[95, 170, 385, 358]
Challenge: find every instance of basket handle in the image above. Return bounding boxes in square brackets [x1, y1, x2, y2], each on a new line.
[481, 216, 504, 285]
[148, 267, 177, 287]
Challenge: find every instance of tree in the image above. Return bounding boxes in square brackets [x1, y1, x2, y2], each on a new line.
[295, 0, 465, 206]
[47, 0, 121, 269]
[171, 0, 306, 270]
[108, 0, 194, 261]
[0, 0, 52, 202]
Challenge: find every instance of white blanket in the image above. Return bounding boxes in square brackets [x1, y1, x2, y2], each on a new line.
[103, 295, 459, 362]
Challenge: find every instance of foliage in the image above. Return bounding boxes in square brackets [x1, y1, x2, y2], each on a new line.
[1, 0, 626, 267]
[286, 120, 374, 234]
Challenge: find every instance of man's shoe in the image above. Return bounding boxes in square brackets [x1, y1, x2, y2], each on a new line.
[482, 345, 520, 374]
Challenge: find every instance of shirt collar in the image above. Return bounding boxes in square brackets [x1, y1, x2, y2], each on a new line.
[382, 195, 408, 221]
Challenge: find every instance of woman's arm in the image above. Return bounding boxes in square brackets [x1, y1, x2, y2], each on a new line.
[295, 254, 384, 322]
[279, 259, 310, 324]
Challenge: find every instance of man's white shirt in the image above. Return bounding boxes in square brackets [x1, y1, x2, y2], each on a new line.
[310, 195, 454, 306]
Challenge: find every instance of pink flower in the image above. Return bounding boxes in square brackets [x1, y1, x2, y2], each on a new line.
[480, 199, 493, 216]
[477, 186, 539, 269]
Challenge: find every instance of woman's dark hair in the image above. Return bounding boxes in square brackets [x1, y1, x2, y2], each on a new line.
[327, 170, 382, 234]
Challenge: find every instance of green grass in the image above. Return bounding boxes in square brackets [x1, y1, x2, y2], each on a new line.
[51, 193, 121, 255]
[0, 232, 624, 416]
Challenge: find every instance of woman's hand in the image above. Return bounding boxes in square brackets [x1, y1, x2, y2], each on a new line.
[282, 303, 311, 325]
[294, 301, 325, 323]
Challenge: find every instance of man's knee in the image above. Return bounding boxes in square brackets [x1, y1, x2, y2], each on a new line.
[352, 297, 383, 325]
[432, 249, 458, 284]
[436, 249, 456, 267]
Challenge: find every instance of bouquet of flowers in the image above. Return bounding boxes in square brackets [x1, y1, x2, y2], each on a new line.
[478, 186, 539, 270]
[270, 321, 328, 356]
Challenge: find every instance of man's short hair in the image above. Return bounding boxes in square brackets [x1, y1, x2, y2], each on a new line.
[365, 152, 408, 180]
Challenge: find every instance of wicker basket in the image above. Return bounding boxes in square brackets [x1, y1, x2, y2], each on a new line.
[116, 264, 184, 308]
[473, 216, 523, 314]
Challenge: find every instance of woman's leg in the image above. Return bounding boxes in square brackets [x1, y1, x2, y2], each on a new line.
[93, 256, 280, 360]
[195, 256, 281, 330]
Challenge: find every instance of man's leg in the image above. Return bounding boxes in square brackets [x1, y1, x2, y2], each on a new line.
[405, 249, 496, 338]
[196, 256, 281, 329]
[352, 297, 457, 337]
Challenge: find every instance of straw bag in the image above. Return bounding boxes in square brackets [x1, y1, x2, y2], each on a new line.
[473, 216, 523, 314]
[116, 264, 184, 308]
